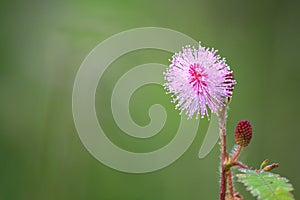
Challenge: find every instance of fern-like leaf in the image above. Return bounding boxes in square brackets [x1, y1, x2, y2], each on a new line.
[236, 169, 294, 200]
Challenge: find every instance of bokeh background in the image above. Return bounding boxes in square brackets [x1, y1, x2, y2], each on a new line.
[1, 0, 300, 199]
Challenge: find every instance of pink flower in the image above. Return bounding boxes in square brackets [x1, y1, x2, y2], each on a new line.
[164, 43, 236, 119]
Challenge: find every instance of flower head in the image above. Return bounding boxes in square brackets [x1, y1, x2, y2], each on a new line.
[234, 120, 252, 147]
[164, 43, 236, 119]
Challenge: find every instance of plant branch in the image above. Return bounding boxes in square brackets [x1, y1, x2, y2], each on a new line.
[218, 106, 228, 200]
[232, 161, 250, 170]
[227, 170, 235, 200]
[231, 145, 242, 162]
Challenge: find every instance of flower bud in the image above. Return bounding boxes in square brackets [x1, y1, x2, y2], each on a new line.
[263, 163, 279, 172]
[234, 120, 252, 147]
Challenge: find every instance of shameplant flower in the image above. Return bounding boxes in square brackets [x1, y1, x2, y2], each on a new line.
[164, 43, 236, 119]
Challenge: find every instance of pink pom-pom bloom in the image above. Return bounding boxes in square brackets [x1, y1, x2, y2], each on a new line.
[164, 43, 236, 119]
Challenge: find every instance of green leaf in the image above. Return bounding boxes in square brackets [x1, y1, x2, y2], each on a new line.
[236, 169, 294, 200]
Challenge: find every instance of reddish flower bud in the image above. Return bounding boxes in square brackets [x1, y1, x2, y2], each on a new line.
[263, 163, 279, 172]
[234, 120, 252, 147]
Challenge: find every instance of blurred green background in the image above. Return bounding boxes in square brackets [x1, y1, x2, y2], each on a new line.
[1, 0, 299, 199]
